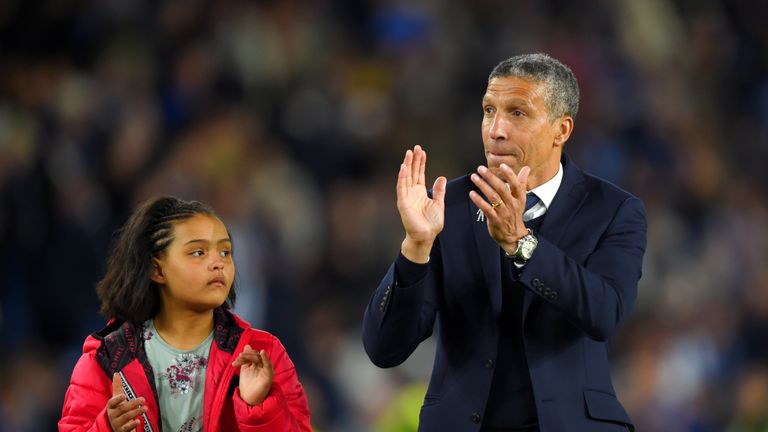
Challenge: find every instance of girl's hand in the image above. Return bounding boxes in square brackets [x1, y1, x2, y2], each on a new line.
[108, 373, 146, 432]
[233, 345, 274, 406]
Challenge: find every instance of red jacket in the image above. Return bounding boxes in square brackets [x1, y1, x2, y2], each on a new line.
[59, 309, 311, 432]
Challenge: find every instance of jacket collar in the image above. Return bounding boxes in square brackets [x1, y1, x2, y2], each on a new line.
[91, 307, 245, 375]
[537, 154, 588, 245]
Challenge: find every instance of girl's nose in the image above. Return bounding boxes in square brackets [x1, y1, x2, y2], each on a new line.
[211, 258, 225, 271]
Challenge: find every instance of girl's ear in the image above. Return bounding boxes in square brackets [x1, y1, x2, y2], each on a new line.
[151, 258, 165, 284]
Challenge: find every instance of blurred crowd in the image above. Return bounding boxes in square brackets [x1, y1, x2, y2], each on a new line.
[1, 0, 767, 431]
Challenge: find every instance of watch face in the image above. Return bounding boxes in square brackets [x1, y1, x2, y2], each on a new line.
[513, 231, 538, 262]
[521, 241, 536, 259]
[517, 233, 538, 260]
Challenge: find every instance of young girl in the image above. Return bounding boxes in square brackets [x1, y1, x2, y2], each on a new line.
[59, 197, 311, 432]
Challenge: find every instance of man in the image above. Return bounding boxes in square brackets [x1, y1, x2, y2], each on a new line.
[363, 53, 646, 431]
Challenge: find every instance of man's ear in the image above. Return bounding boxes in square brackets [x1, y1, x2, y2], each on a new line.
[151, 258, 165, 284]
[553, 116, 574, 147]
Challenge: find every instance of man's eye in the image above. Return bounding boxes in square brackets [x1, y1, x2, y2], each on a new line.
[512, 110, 525, 117]
[484, 106, 495, 114]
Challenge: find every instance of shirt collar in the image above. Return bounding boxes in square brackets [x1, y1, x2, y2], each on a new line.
[529, 162, 563, 210]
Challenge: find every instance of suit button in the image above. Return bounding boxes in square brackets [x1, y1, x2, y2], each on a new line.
[470, 412, 481, 424]
[485, 359, 494, 369]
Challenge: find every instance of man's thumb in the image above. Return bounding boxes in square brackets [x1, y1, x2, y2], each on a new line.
[432, 176, 447, 204]
[517, 166, 531, 190]
[112, 372, 124, 397]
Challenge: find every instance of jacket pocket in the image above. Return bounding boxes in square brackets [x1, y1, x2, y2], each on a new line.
[583, 389, 632, 427]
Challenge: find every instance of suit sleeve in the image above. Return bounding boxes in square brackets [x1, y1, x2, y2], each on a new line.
[362, 239, 443, 368]
[232, 335, 312, 432]
[518, 196, 647, 341]
[58, 353, 113, 432]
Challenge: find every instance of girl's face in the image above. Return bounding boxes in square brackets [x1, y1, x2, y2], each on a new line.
[152, 214, 234, 313]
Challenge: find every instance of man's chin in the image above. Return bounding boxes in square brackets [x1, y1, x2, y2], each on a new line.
[486, 164, 518, 178]
[487, 165, 503, 177]
[486, 153, 522, 172]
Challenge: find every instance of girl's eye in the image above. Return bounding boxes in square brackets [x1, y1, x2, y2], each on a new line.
[191, 250, 205, 257]
[220, 250, 231, 258]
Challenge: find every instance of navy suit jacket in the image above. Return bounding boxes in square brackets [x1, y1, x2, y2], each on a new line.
[363, 155, 647, 431]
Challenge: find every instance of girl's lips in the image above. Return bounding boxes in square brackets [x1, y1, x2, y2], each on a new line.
[208, 277, 226, 286]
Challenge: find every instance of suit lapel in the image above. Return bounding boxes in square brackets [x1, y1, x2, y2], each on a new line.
[466, 156, 589, 317]
[469, 190, 503, 315]
[521, 156, 589, 320]
[538, 157, 588, 246]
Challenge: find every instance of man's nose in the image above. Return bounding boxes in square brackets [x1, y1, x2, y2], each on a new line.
[489, 115, 508, 140]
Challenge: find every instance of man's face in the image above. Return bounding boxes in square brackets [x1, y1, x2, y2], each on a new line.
[481, 76, 568, 184]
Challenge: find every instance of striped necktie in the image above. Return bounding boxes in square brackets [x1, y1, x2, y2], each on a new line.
[525, 192, 540, 212]
[524, 192, 543, 228]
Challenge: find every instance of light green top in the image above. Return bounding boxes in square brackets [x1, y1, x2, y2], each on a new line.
[143, 321, 214, 432]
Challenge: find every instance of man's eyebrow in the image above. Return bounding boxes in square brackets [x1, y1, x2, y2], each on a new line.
[482, 96, 533, 108]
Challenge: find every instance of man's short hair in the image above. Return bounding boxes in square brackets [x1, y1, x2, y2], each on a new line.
[489, 53, 580, 120]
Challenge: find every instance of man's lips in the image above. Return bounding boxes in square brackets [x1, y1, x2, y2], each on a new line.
[486, 152, 518, 164]
[487, 151, 515, 158]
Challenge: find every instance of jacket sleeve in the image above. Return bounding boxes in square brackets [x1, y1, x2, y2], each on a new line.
[232, 336, 311, 431]
[518, 196, 648, 341]
[58, 353, 113, 432]
[362, 238, 443, 368]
